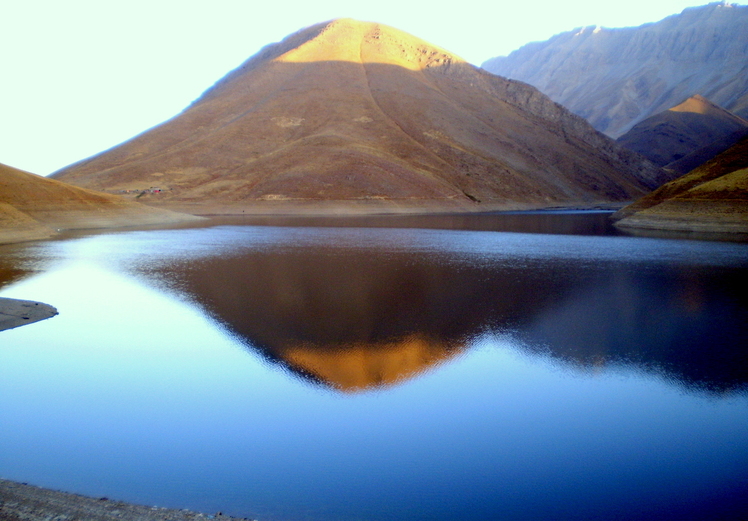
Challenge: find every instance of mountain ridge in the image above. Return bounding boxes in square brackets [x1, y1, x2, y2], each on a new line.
[52, 19, 664, 214]
[616, 95, 748, 169]
[482, 2, 748, 138]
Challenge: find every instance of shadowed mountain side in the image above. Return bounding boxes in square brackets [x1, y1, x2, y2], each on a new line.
[666, 127, 748, 175]
[0, 162, 200, 245]
[614, 135, 748, 233]
[482, 3, 748, 138]
[133, 244, 748, 394]
[52, 19, 664, 213]
[616, 95, 748, 168]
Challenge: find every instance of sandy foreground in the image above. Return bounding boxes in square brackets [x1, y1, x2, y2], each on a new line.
[0, 479, 255, 521]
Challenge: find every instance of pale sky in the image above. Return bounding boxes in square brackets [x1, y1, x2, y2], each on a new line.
[0, 0, 723, 175]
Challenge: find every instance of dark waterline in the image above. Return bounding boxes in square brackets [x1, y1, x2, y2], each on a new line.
[1, 212, 748, 521]
[193, 209, 625, 237]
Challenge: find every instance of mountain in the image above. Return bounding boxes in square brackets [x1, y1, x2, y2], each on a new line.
[482, 2, 748, 139]
[0, 162, 198, 245]
[52, 19, 664, 214]
[665, 127, 748, 175]
[613, 135, 748, 233]
[616, 95, 748, 170]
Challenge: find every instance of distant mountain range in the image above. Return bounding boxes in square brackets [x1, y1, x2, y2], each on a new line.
[482, 2, 748, 139]
[51, 19, 664, 214]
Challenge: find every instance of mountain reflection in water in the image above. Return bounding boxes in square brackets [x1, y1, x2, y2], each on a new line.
[138, 247, 553, 392]
[3, 221, 748, 521]
[133, 233, 748, 394]
[525, 266, 748, 392]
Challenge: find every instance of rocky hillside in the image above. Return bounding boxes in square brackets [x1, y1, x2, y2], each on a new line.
[52, 19, 664, 214]
[482, 2, 748, 139]
[616, 95, 748, 170]
[613, 135, 748, 233]
[0, 162, 197, 245]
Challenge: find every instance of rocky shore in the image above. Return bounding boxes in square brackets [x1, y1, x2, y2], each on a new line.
[0, 479, 255, 521]
[0, 298, 58, 332]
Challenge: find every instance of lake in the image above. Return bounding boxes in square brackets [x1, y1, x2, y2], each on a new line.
[1, 212, 747, 521]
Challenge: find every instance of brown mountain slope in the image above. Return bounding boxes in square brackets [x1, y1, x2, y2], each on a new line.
[52, 19, 664, 214]
[616, 95, 748, 169]
[482, 2, 748, 138]
[613, 135, 748, 233]
[0, 162, 198, 245]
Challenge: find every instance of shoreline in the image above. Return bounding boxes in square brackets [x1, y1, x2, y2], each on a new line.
[0, 203, 625, 247]
[140, 199, 626, 216]
[0, 478, 255, 521]
[3, 205, 746, 247]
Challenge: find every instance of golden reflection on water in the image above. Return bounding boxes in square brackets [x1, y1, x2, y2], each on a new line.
[280, 334, 465, 392]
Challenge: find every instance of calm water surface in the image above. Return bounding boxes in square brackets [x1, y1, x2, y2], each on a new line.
[1, 213, 747, 520]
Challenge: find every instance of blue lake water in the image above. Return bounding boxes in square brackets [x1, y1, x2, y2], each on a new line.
[1, 214, 748, 520]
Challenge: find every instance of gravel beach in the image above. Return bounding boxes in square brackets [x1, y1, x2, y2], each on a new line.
[0, 479, 255, 521]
